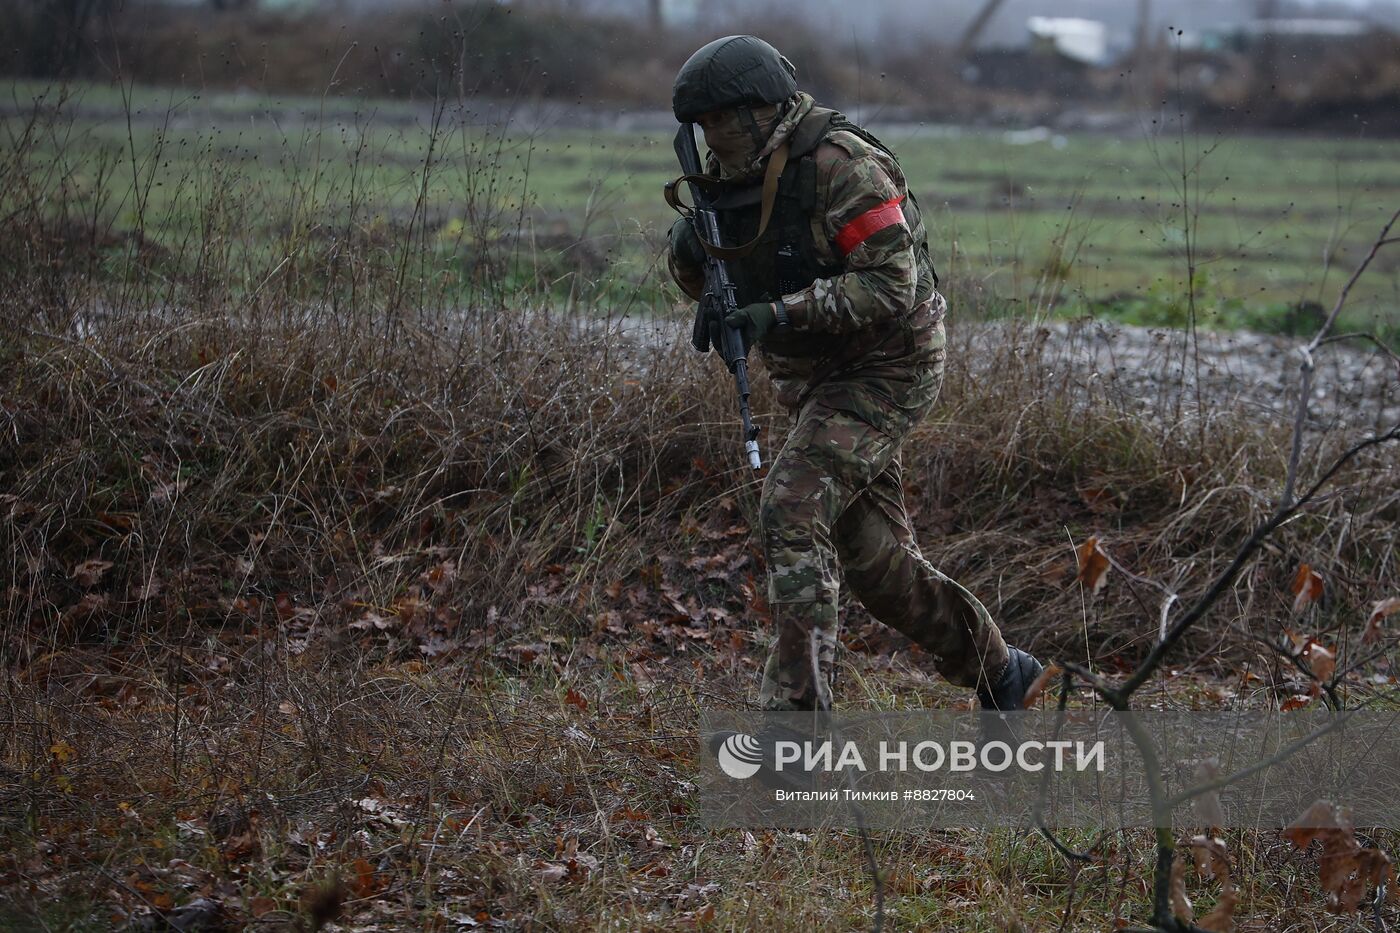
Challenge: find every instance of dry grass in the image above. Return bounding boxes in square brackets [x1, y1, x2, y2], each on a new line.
[3, 87, 1400, 932]
[4, 300, 1397, 930]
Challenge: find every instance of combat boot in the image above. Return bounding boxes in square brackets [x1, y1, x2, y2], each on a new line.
[978, 647, 1043, 712]
[977, 646, 1044, 747]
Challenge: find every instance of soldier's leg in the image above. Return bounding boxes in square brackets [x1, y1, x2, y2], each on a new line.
[757, 402, 900, 711]
[834, 454, 1010, 691]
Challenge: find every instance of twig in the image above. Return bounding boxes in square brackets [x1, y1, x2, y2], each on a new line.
[1163, 712, 1356, 812]
[1095, 540, 1181, 646]
[1315, 331, 1400, 376]
[1240, 629, 1342, 710]
[1037, 670, 1099, 862]
[1060, 661, 1126, 709]
[1282, 206, 1400, 509]
[807, 630, 883, 932]
[1093, 203, 1400, 932]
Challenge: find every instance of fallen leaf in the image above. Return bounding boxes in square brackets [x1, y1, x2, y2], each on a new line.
[1285, 800, 1395, 914]
[1363, 597, 1400, 644]
[275, 593, 297, 622]
[134, 577, 163, 601]
[1290, 564, 1324, 614]
[1191, 761, 1226, 829]
[564, 687, 589, 713]
[569, 853, 600, 877]
[1073, 537, 1110, 595]
[422, 561, 457, 592]
[1190, 835, 1238, 932]
[164, 897, 220, 929]
[419, 635, 458, 657]
[350, 857, 382, 898]
[222, 830, 259, 861]
[1077, 485, 1121, 512]
[72, 559, 113, 588]
[537, 861, 568, 883]
[150, 479, 189, 504]
[350, 611, 395, 631]
[1021, 662, 1063, 709]
[1169, 850, 1193, 923]
[1305, 642, 1336, 684]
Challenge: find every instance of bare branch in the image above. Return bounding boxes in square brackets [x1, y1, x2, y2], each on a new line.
[1239, 629, 1342, 710]
[1040, 825, 1100, 863]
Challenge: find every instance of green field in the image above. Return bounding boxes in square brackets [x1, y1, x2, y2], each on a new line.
[6, 79, 1399, 331]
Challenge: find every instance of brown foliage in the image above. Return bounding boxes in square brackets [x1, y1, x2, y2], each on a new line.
[1285, 801, 1395, 913]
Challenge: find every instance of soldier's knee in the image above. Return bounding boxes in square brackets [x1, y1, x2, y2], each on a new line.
[759, 494, 819, 556]
[759, 480, 804, 537]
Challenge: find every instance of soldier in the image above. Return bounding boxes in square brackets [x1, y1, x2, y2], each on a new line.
[666, 36, 1043, 717]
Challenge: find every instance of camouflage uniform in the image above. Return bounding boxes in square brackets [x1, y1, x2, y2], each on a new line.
[670, 94, 1010, 711]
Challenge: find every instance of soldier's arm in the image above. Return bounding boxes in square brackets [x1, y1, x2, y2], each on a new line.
[777, 143, 917, 333]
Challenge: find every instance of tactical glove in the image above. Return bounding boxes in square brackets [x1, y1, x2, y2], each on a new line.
[725, 301, 781, 345]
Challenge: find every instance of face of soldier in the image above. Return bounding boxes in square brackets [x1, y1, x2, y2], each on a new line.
[698, 104, 780, 175]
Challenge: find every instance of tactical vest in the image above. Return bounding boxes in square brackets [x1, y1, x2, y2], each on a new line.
[710, 107, 938, 358]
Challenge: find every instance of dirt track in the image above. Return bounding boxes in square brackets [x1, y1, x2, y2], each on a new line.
[970, 319, 1400, 436]
[604, 310, 1400, 436]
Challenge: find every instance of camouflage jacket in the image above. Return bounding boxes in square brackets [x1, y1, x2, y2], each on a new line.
[669, 103, 945, 425]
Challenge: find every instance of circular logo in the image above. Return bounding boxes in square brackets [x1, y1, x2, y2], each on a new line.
[717, 732, 764, 780]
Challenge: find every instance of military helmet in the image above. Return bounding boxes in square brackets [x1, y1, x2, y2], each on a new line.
[672, 35, 798, 122]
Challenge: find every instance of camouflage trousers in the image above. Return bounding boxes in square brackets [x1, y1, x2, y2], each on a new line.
[756, 317, 1009, 711]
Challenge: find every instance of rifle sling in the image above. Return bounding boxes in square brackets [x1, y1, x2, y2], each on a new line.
[664, 141, 791, 261]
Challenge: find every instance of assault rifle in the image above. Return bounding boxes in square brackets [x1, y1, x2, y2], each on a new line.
[667, 122, 762, 471]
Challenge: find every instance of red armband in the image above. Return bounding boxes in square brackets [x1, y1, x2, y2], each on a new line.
[834, 194, 907, 257]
